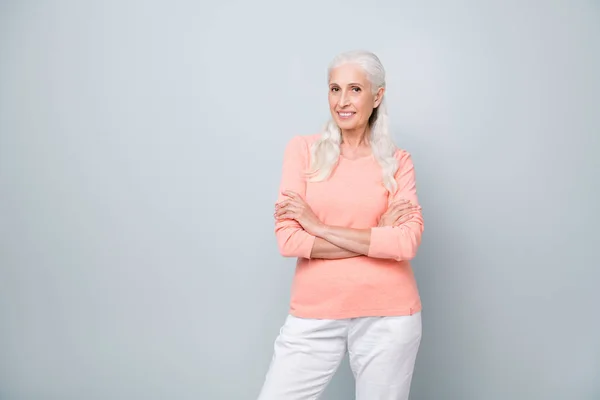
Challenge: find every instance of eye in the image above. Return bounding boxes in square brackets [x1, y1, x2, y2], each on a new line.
[352, 86, 361, 92]
[330, 87, 339, 92]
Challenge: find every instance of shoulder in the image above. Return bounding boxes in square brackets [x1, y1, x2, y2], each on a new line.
[283, 133, 322, 157]
[285, 133, 321, 149]
[391, 147, 416, 177]
[392, 146, 415, 163]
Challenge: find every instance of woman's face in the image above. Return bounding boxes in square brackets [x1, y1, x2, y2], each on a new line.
[328, 63, 383, 134]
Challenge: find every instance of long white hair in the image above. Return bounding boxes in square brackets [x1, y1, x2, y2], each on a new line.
[306, 50, 399, 193]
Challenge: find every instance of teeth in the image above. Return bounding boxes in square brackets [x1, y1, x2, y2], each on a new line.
[339, 112, 353, 117]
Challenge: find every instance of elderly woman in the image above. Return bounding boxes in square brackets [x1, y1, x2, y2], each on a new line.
[257, 50, 424, 400]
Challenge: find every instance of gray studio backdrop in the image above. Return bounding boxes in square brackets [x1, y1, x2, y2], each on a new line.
[1, 1, 599, 399]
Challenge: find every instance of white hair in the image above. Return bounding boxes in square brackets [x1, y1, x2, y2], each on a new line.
[306, 50, 399, 194]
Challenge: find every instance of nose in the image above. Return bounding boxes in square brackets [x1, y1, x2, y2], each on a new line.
[338, 90, 350, 107]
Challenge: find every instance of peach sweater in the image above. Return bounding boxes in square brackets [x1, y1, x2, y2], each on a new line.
[275, 134, 424, 319]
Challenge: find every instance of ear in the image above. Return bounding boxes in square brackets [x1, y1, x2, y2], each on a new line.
[374, 87, 385, 108]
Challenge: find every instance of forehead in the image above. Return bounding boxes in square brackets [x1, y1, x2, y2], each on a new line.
[329, 63, 369, 85]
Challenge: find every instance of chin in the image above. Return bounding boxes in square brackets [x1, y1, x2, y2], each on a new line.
[334, 118, 359, 131]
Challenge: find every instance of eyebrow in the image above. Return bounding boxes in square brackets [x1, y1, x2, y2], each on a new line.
[329, 82, 364, 87]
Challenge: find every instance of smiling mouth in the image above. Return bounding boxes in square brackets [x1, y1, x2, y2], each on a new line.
[337, 112, 355, 119]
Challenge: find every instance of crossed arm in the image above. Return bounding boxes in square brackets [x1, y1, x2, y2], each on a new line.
[275, 192, 419, 259]
[311, 237, 360, 259]
[274, 137, 424, 262]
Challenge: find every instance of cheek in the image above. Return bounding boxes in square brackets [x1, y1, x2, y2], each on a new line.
[328, 95, 337, 109]
[356, 98, 372, 118]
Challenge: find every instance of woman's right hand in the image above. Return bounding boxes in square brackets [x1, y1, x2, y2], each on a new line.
[378, 200, 421, 227]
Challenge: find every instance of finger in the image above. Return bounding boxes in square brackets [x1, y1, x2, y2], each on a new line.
[390, 199, 411, 207]
[381, 203, 403, 219]
[397, 211, 416, 221]
[389, 202, 412, 214]
[390, 204, 417, 216]
[390, 211, 414, 225]
[275, 202, 294, 213]
[385, 203, 399, 213]
[274, 208, 286, 218]
[276, 203, 299, 216]
[276, 198, 295, 207]
[397, 210, 420, 222]
[282, 190, 299, 199]
[286, 195, 308, 209]
[277, 211, 295, 220]
[279, 196, 302, 208]
[276, 199, 302, 210]
[394, 204, 413, 212]
[394, 215, 414, 226]
[399, 200, 422, 211]
[397, 202, 420, 212]
[279, 202, 299, 214]
[398, 206, 421, 216]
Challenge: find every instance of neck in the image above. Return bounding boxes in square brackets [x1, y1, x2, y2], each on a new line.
[340, 125, 370, 148]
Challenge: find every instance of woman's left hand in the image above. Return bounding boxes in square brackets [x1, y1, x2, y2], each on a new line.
[274, 191, 324, 236]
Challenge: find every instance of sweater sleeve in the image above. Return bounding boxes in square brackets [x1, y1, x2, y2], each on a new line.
[367, 150, 424, 262]
[274, 136, 317, 259]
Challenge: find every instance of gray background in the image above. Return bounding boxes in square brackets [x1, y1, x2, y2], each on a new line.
[1, 1, 599, 399]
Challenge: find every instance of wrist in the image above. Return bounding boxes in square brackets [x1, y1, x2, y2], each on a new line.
[313, 222, 329, 238]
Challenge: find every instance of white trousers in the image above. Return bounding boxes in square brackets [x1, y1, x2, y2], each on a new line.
[257, 312, 422, 400]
